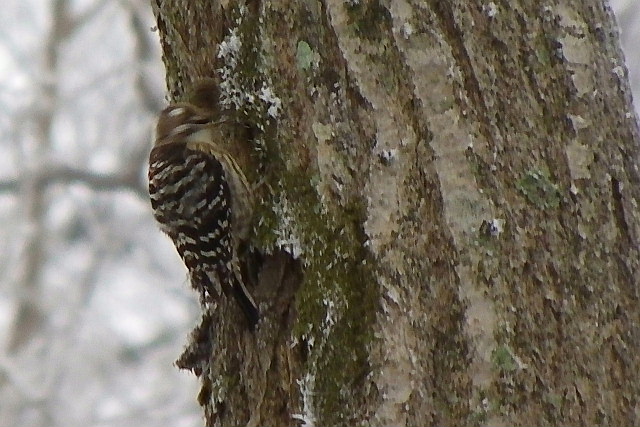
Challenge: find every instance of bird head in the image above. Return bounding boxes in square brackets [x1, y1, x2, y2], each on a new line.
[155, 103, 215, 146]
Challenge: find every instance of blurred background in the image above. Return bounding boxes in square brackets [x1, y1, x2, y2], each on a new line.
[0, 1, 637, 426]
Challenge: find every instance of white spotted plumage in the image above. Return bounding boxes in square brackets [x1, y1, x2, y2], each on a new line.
[148, 102, 258, 328]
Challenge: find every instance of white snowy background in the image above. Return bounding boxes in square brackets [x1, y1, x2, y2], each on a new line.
[0, 1, 637, 426]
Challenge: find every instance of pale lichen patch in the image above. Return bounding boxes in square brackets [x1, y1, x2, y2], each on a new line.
[555, 5, 595, 97]
[325, 2, 425, 424]
[292, 372, 317, 427]
[566, 140, 593, 180]
[388, 0, 502, 422]
[313, 122, 351, 205]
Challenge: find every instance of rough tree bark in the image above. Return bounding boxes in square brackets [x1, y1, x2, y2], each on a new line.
[151, 1, 640, 426]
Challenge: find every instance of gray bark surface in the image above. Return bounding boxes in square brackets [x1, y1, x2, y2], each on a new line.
[152, 1, 640, 425]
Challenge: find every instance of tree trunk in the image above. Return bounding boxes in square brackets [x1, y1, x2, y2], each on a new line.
[151, 1, 640, 426]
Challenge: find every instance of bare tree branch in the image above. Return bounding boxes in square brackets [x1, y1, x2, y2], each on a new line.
[7, 0, 71, 354]
[0, 165, 147, 198]
[126, 1, 166, 113]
